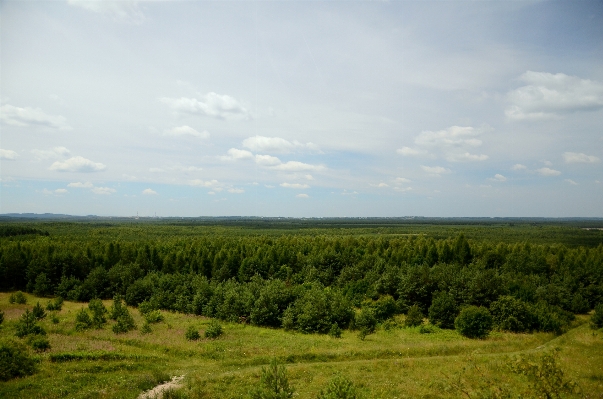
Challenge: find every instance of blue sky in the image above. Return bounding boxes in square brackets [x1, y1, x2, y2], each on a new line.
[1, 1, 602, 217]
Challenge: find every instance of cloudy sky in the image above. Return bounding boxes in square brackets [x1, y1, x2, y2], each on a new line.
[1, 1, 602, 217]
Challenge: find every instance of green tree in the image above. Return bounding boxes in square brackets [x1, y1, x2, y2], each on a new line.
[455, 306, 493, 339]
[75, 308, 92, 331]
[32, 302, 47, 320]
[89, 299, 107, 329]
[317, 375, 358, 399]
[591, 303, 603, 330]
[428, 291, 458, 329]
[0, 339, 37, 381]
[405, 304, 424, 327]
[15, 309, 46, 338]
[251, 358, 294, 399]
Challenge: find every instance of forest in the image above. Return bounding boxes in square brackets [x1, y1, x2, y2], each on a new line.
[1, 218, 602, 398]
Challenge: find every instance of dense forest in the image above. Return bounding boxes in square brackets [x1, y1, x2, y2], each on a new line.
[1, 220, 602, 336]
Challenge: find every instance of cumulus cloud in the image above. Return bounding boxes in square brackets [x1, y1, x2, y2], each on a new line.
[49, 156, 106, 172]
[563, 152, 600, 164]
[421, 165, 451, 176]
[165, 126, 209, 139]
[189, 179, 220, 188]
[415, 126, 483, 148]
[0, 104, 71, 130]
[490, 174, 507, 182]
[272, 161, 325, 172]
[377, 183, 389, 188]
[280, 182, 310, 189]
[32, 146, 71, 161]
[0, 149, 18, 160]
[227, 188, 245, 194]
[54, 188, 68, 194]
[67, 0, 145, 24]
[506, 71, 603, 120]
[296, 193, 309, 198]
[67, 181, 93, 188]
[242, 136, 319, 154]
[512, 164, 527, 171]
[393, 186, 412, 192]
[396, 146, 426, 156]
[255, 154, 282, 166]
[446, 152, 488, 162]
[91, 187, 116, 195]
[142, 188, 158, 195]
[536, 167, 561, 176]
[565, 179, 578, 185]
[396, 177, 412, 183]
[220, 148, 254, 161]
[161, 92, 251, 120]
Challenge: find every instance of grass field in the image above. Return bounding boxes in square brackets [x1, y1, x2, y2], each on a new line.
[1, 291, 602, 398]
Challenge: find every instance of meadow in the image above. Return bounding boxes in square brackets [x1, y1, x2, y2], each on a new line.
[1, 219, 602, 398]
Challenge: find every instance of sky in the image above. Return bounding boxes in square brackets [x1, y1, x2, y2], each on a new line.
[1, 0, 602, 217]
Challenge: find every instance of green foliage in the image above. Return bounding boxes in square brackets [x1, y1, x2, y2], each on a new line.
[530, 301, 574, 335]
[9, 291, 27, 305]
[137, 299, 156, 315]
[144, 310, 164, 324]
[15, 309, 46, 338]
[33, 273, 52, 297]
[317, 374, 358, 399]
[50, 314, 59, 324]
[419, 324, 437, 334]
[112, 308, 136, 334]
[28, 336, 51, 352]
[0, 339, 36, 381]
[511, 349, 580, 399]
[428, 291, 458, 329]
[32, 302, 46, 320]
[490, 295, 534, 333]
[75, 308, 92, 331]
[140, 322, 152, 334]
[109, 295, 127, 320]
[405, 304, 424, 327]
[88, 299, 107, 329]
[46, 297, 63, 311]
[251, 358, 294, 399]
[185, 325, 200, 341]
[204, 320, 223, 339]
[354, 308, 377, 340]
[328, 323, 342, 338]
[0, 310, 4, 326]
[364, 295, 398, 322]
[455, 306, 493, 339]
[591, 303, 603, 330]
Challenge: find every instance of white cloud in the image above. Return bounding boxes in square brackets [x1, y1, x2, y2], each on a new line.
[564, 179, 578, 185]
[149, 168, 164, 173]
[49, 156, 106, 172]
[161, 92, 251, 120]
[506, 71, 603, 120]
[296, 193, 309, 198]
[512, 164, 527, 171]
[421, 165, 451, 176]
[563, 152, 600, 164]
[393, 186, 412, 192]
[189, 179, 220, 188]
[280, 182, 310, 189]
[67, 181, 93, 188]
[243, 136, 319, 154]
[54, 188, 68, 194]
[255, 154, 282, 166]
[446, 152, 489, 162]
[165, 126, 210, 139]
[490, 174, 507, 182]
[414, 126, 483, 148]
[67, 0, 145, 24]
[91, 187, 116, 195]
[536, 167, 561, 176]
[220, 148, 254, 161]
[227, 188, 245, 194]
[396, 177, 412, 183]
[396, 146, 426, 156]
[272, 161, 325, 172]
[377, 183, 389, 188]
[32, 146, 71, 161]
[0, 149, 18, 160]
[0, 104, 71, 130]
[142, 188, 158, 195]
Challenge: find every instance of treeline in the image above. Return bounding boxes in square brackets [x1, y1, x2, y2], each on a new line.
[1, 231, 602, 334]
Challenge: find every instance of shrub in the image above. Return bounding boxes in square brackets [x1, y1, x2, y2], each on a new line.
[89, 299, 107, 329]
[419, 324, 437, 334]
[251, 358, 294, 399]
[369, 295, 399, 322]
[185, 326, 200, 341]
[141, 322, 152, 335]
[354, 308, 377, 340]
[33, 273, 52, 297]
[50, 314, 59, 324]
[455, 306, 493, 339]
[110, 295, 127, 320]
[428, 291, 458, 329]
[144, 310, 164, 324]
[75, 308, 93, 331]
[112, 309, 136, 334]
[15, 309, 46, 338]
[328, 323, 342, 338]
[0, 339, 36, 381]
[32, 302, 47, 320]
[204, 320, 223, 339]
[591, 303, 603, 330]
[317, 374, 358, 399]
[530, 301, 574, 335]
[46, 297, 64, 311]
[0, 310, 4, 326]
[29, 336, 51, 352]
[490, 296, 535, 333]
[9, 291, 27, 305]
[138, 300, 156, 315]
[405, 304, 424, 327]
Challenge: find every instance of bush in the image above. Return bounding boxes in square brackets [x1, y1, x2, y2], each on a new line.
[490, 296, 535, 333]
[15, 309, 46, 338]
[405, 304, 424, 327]
[0, 339, 36, 381]
[591, 303, 603, 330]
[112, 309, 136, 334]
[29, 336, 51, 352]
[328, 323, 342, 338]
[530, 301, 574, 335]
[32, 302, 47, 320]
[204, 320, 223, 339]
[185, 325, 200, 341]
[9, 291, 27, 305]
[455, 306, 493, 339]
[75, 308, 92, 331]
[141, 322, 152, 335]
[419, 324, 437, 334]
[0, 310, 4, 326]
[46, 297, 64, 311]
[89, 299, 107, 329]
[317, 374, 358, 399]
[110, 295, 127, 320]
[354, 308, 377, 340]
[428, 291, 458, 329]
[251, 358, 294, 399]
[144, 310, 164, 324]
[368, 295, 399, 322]
[138, 300, 157, 315]
[51, 314, 59, 324]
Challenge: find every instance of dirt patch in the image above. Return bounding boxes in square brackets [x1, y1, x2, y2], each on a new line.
[138, 375, 185, 399]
